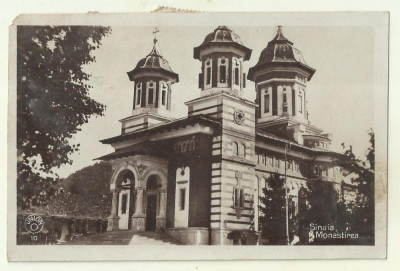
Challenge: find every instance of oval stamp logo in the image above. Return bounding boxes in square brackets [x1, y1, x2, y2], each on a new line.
[24, 214, 44, 234]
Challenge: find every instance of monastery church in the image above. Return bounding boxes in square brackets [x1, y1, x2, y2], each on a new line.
[98, 26, 352, 245]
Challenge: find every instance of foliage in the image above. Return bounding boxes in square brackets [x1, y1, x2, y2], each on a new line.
[27, 162, 112, 218]
[17, 26, 111, 209]
[338, 130, 375, 244]
[258, 173, 296, 245]
[305, 180, 339, 226]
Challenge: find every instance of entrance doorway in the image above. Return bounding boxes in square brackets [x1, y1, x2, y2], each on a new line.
[145, 174, 163, 231]
[145, 195, 157, 231]
[117, 171, 135, 230]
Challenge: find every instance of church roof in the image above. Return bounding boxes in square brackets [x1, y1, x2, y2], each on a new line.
[127, 38, 179, 82]
[95, 141, 169, 160]
[255, 130, 344, 158]
[99, 115, 221, 145]
[194, 26, 252, 60]
[248, 26, 315, 81]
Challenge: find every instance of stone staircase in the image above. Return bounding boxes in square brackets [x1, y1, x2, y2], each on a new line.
[64, 230, 182, 245]
[65, 230, 135, 245]
[129, 232, 182, 245]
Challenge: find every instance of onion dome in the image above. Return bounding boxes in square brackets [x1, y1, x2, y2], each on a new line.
[248, 26, 315, 81]
[127, 37, 179, 83]
[193, 26, 252, 60]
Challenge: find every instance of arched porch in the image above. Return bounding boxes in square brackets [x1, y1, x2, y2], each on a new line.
[107, 156, 168, 232]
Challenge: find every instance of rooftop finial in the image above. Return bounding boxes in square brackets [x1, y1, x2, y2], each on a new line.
[153, 27, 160, 44]
[277, 25, 282, 35]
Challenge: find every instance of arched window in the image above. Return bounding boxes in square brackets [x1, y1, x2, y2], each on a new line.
[218, 57, 228, 86]
[136, 82, 142, 107]
[283, 88, 288, 114]
[298, 89, 304, 114]
[261, 87, 272, 116]
[232, 57, 240, 87]
[147, 81, 156, 105]
[204, 59, 212, 89]
[160, 81, 168, 107]
[233, 142, 239, 155]
[238, 143, 245, 157]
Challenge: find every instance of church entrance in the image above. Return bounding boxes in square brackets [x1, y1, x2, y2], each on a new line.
[144, 174, 162, 232]
[145, 195, 157, 231]
[116, 170, 136, 230]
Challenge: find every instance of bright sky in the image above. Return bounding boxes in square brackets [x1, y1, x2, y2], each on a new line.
[56, 25, 374, 178]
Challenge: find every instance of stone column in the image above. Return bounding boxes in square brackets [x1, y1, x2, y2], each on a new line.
[156, 190, 167, 231]
[131, 186, 146, 232]
[107, 191, 120, 231]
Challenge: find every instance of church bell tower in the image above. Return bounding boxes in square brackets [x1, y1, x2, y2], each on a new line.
[186, 26, 258, 245]
[248, 26, 329, 145]
[122, 30, 179, 134]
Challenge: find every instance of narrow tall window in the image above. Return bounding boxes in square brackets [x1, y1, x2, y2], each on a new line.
[205, 59, 212, 87]
[160, 81, 167, 106]
[298, 94, 303, 113]
[234, 188, 245, 208]
[264, 94, 270, 113]
[148, 88, 154, 104]
[233, 142, 239, 155]
[218, 58, 228, 85]
[234, 67, 239, 85]
[136, 83, 142, 106]
[162, 90, 166, 105]
[147, 82, 155, 105]
[206, 68, 211, 85]
[220, 65, 226, 83]
[121, 194, 127, 214]
[233, 58, 240, 86]
[137, 89, 141, 105]
[179, 188, 186, 210]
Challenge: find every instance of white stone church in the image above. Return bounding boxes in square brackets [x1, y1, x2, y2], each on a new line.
[98, 26, 354, 245]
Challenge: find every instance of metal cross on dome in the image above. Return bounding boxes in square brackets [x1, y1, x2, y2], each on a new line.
[153, 27, 160, 42]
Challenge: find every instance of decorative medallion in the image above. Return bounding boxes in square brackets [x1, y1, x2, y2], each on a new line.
[233, 109, 245, 125]
[137, 164, 148, 175]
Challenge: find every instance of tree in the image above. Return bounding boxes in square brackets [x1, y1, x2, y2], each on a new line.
[259, 174, 296, 245]
[17, 26, 112, 209]
[339, 130, 375, 244]
[27, 162, 113, 218]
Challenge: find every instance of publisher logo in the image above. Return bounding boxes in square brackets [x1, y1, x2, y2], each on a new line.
[24, 214, 44, 234]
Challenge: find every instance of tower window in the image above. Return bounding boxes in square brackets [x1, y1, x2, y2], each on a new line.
[137, 89, 141, 105]
[298, 94, 303, 113]
[136, 83, 142, 106]
[162, 90, 166, 105]
[179, 188, 186, 210]
[206, 67, 211, 85]
[219, 65, 226, 83]
[233, 58, 240, 86]
[218, 57, 228, 85]
[204, 59, 212, 88]
[234, 67, 239, 85]
[148, 88, 154, 104]
[264, 94, 270, 113]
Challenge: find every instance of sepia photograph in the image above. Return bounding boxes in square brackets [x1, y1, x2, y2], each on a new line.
[7, 12, 388, 260]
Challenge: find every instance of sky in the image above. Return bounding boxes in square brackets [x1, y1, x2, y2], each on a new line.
[55, 24, 374, 178]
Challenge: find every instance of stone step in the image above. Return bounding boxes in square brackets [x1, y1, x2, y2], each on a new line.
[63, 230, 182, 245]
[129, 232, 182, 245]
